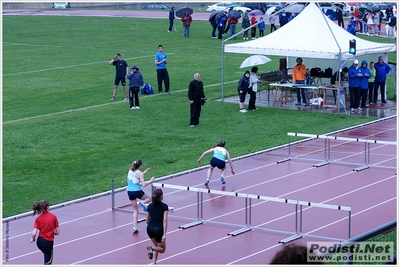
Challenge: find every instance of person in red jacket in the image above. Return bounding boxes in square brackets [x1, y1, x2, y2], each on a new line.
[227, 17, 238, 39]
[181, 10, 192, 38]
[30, 200, 60, 265]
[250, 14, 257, 39]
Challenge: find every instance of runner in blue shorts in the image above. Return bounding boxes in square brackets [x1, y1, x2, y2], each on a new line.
[197, 140, 235, 185]
[126, 160, 155, 233]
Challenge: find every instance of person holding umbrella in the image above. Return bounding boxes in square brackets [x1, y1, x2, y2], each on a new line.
[209, 11, 218, 38]
[181, 9, 192, 38]
[227, 10, 240, 39]
[168, 6, 175, 33]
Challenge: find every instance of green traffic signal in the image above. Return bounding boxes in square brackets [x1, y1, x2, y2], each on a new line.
[349, 39, 356, 55]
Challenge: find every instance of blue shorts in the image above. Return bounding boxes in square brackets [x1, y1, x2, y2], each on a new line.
[127, 190, 145, 200]
[210, 157, 226, 169]
[115, 76, 126, 86]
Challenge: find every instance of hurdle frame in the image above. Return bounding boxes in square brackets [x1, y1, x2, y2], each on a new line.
[277, 132, 396, 171]
[152, 182, 352, 243]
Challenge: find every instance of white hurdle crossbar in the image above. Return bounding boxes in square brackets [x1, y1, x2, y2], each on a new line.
[277, 132, 396, 171]
[152, 182, 351, 243]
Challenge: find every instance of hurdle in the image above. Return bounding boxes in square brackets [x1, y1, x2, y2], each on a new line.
[277, 132, 396, 171]
[152, 182, 352, 243]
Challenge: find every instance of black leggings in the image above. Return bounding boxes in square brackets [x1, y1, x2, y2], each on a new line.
[37, 237, 54, 265]
[129, 87, 140, 107]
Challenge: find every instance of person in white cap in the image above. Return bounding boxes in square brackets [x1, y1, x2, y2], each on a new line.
[348, 59, 362, 112]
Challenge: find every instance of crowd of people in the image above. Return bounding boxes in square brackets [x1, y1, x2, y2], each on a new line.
[348, 56, 392, 113]
[347, 5, 396, 38]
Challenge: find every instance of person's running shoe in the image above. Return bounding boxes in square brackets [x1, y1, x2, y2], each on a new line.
[124, 96, 129, 101]
[111, 96, 115, 101]
[139, 202, 148, 212]
[220, 177, 226, 185]
[204, 179, 210, 185]
[147, 245, 153, 259]
[132, 228, 139, 233]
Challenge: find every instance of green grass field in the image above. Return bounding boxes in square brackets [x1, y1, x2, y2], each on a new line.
[2, 14, 396, 218]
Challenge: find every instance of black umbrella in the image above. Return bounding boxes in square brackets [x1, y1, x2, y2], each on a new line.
[228, 10, 241, 20]
[209, 10, 219, 22]
[371, 5, 379, 11]
[176, 7, 193, 18]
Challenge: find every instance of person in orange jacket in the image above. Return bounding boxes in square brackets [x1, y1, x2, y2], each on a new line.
[292, 57, 308, 106]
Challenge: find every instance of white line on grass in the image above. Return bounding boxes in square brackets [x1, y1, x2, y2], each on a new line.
[3, 80, 237, 125]
[3, 54, 162, 76]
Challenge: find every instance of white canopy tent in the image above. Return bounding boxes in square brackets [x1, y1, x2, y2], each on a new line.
[222, 2, 396, 101]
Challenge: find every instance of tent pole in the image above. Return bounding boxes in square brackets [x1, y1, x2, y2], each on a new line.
[222, 42, 225, 101]
[221, 3, 299, 101]
[316, 3, 343, 113]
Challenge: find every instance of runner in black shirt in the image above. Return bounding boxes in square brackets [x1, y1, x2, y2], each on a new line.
[146, 189, 168, 265]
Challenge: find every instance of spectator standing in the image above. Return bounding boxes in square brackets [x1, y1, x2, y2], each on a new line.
[347, 20, 356, 35]
[237, 70, 250, 112]
[279, 11, 288, 27]
[127, 65, 144, 110]
[367, 11, 374, 34]
[292, 57, 307, 106]
[336, 5, 344, 28]
[242, 10, 250, 39]
[353, 8, 362, 32]
[217, 11, 228, 39]
[126, 160, 155, 233]
[210, 13, 218, 38]
[154, 45, 171, 94]
[224, 7, 234, 35]
[374, 56, 392, 103]
[109, 53, 129, 101]
[227, 17, 238, 39]
[378, 10, 383, 33]
[30, 200, 60, 265]
[188, 73, 206, 127]
[250, 14, 257, 39]
[372, 11, 380, 35]
[248, 66, 259, 111]
[145, 189, 169, 265]
[358, 60, 372, 109]
[258, 17, 265, 37]
[197, 140, 235, 185]
[269, 14, 277, 32]
[386, 15, 397, 38]
[368, 61, 376, 105]
[362, 10, 369, 34]
[348, 59, 361, 112]
[168, 6, 175, 32]
[181, 10, 192, 38]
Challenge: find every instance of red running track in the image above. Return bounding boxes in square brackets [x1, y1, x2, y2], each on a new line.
[2, 116, 396, 265]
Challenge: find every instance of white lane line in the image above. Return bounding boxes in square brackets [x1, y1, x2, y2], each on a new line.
[3, 80, 237, 125]
[3, 209, 112, 241]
